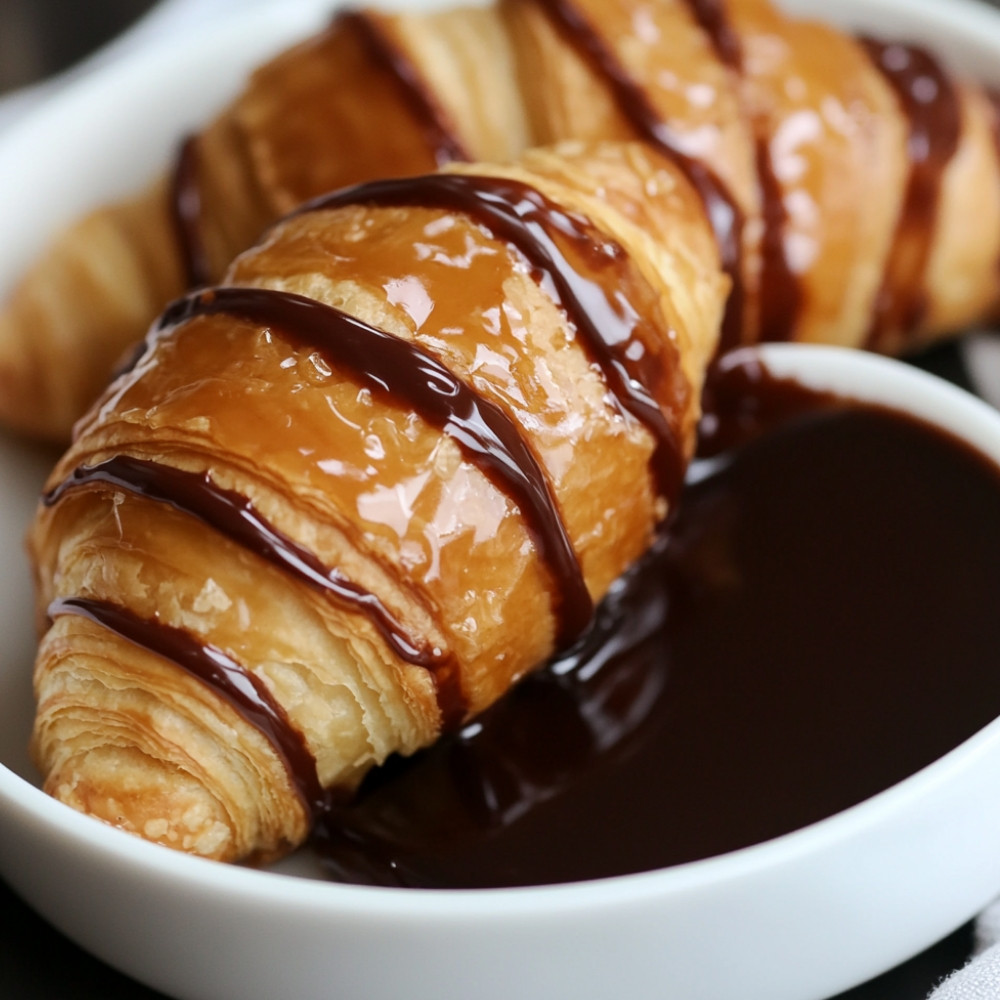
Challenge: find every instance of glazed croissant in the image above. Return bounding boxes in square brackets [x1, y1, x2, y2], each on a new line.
[28, 141, 726, 862]
[4, 0, 1000, 441]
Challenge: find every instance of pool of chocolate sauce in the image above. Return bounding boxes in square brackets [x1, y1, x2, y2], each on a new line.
[312, 363, 1000, 889]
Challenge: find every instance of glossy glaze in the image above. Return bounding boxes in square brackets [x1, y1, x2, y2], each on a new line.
[154, 285, 592, 650]
[50, 167, 688, 794]
[302, 173, 688, 503]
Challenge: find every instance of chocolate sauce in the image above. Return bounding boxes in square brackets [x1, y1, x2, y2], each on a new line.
[47, 596, 325, 816]
[861, 39, 961, 348]
[336, 10, 470, 168]
[301, 173, 689, 504]
[168, 136, 212, 289]
[154, 286, 591, 650]
[530, 0, 746, 350]
[312, 362, 1000, 888]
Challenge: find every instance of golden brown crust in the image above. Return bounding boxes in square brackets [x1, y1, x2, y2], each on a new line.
[501, 0, 762, 341]
[29, 142, 725, 862]
[34, 611, 311, 862]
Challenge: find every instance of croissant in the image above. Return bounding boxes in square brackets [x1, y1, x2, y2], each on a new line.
[3, 0, 999, 441]
[27, 141, 727, 862]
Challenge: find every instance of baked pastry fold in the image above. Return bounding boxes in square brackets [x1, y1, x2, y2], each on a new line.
[29, 142, 726, 862]
[3, 0, 1000, 440]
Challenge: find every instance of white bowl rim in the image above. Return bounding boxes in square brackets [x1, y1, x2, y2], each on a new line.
[6, 339, 1000, 918]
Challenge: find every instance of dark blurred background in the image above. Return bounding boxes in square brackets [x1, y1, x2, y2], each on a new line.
[0, 0, 160, 94]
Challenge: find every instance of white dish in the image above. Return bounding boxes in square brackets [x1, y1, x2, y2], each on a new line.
[4, 2, 1000, 1000]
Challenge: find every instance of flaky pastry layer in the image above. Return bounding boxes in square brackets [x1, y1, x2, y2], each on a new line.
[29, 142, 726, 861]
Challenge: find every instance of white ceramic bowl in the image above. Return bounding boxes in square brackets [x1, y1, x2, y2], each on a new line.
[4, 2, 1000, 999]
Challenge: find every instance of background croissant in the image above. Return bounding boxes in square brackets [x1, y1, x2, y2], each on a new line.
[3, 0, 999, 441]
[28, 141, 726, 862]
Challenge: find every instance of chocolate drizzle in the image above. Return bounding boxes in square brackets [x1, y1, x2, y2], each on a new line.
[680, 0, 803, 343]
[55, 271, 595, 723]
[530, 0, 746, 350]
[43, 457, 445, 672]
[50, 161, 705, 812]
[48, 596, 325, 817]
[154, 285, 592, 648]
[338, 10, 470, 168]
[168, 136, 212, 289]
[683, 0, 742, 71]
[860, 38, 961, 348]
[753, 138, 802, 342]
[301, 173, 689, 504]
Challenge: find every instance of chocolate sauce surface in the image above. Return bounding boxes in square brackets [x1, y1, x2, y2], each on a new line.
[313, 361, 1000, 888]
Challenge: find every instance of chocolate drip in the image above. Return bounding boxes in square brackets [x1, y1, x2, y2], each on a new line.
[43, 455, 455, 688]
[860, 38, 961, 348]
[754, 138, 802, 342]
[48, 596, 325, 817]
[168, 136, 212, 289]
[338, 10, 470, 167]
[302, 172, 688, 505]
[314, 546, 671, 885]
[682, 0, 743, 71]
[698, 347, 838, 455]
[680, 0, 803, 343]
[530, 0, 745, 351]
[155, 286, 592, 647]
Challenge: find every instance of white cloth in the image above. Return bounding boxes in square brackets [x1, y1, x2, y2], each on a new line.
[929, 911, 1000, 999]
[3, 5, 1000, 999]
[931, 948, 1000, 1000]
